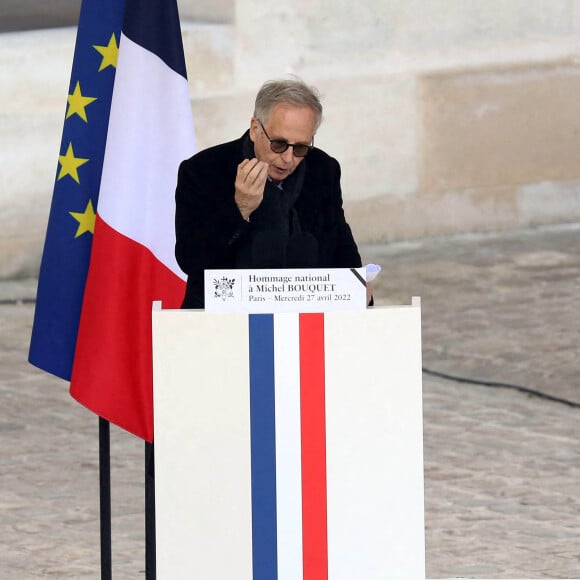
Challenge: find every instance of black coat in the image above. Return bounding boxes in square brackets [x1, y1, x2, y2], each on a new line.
[175, 132, 362, 308]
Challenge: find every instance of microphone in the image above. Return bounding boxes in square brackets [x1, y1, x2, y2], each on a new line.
[251, 230, 286, 268]
[286, 232, 319, 268]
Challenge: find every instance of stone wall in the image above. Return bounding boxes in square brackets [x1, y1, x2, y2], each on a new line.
[1, 0, 580, 277]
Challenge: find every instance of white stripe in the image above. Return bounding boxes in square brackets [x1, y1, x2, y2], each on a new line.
[98, 33, 196, 279]
[273, 313, 304, 579]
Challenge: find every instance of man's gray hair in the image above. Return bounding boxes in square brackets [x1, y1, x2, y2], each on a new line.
[254, 78, 323, 132]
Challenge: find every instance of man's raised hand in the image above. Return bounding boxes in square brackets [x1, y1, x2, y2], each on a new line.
[235, 158, 269, 220]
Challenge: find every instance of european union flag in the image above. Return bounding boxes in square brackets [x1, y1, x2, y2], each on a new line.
[29, 0, 125, 379]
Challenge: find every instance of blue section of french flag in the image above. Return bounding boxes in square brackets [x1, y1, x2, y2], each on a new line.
[248, 315, 279, 578]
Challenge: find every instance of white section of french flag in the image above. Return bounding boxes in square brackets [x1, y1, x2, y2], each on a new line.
[273, 315, 304, 579]
[96, 33, 194, 280]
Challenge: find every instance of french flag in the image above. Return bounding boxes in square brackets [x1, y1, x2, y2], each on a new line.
[68, 0, 194, 441]
[153, 308, 426, 579]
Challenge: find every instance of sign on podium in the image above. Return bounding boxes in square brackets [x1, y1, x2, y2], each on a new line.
[204, 266, 368, 313]
[152, 269, 424, 579]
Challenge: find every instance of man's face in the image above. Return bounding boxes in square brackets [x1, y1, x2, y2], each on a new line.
[249, 102, 317, 184]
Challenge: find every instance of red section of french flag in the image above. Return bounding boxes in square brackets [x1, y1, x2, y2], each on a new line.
[299, 313, 329, 580]
[70, 218, 184, 440]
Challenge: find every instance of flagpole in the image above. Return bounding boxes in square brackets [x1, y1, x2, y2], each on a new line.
[145, 442, 156, 579]
[99, 417, 112, 580]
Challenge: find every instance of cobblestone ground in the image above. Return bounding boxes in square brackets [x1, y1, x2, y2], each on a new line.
[1, 223, 579, 578]
[363, 223, 580, 580]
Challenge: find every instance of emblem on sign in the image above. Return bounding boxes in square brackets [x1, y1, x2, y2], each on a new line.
[213, 276, 236, 301]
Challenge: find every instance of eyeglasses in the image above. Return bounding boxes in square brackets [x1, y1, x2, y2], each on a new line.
[258, 120, 313, 158]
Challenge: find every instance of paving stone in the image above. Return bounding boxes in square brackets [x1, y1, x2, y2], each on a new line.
[1, 224, 580, 578]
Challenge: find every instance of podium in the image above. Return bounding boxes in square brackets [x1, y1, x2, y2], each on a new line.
[152, 301, 425, 579]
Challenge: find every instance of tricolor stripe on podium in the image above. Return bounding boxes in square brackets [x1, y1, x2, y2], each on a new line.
[249, 313, 328, 580]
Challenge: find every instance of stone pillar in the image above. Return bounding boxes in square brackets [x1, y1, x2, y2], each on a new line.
[0, 29, 75, 277]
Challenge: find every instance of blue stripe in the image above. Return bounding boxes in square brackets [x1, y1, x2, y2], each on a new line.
[122, 0, 187, 78]
[248, 314, 278, 580]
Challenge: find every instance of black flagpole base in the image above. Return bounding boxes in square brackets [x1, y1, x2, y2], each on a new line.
[99, 417, 112, 580]
[145, 441, 156, 579]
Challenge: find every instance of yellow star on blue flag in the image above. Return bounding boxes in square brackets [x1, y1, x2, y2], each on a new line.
[58, 142, 89, 183]
[93, 33, 119, 71]
[69, 199, 96, 237]
[66, 81, 97, 122]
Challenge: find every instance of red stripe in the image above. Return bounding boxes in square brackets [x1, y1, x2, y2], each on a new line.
[299, 313, 328, 580]
[70, 216, 185, 441]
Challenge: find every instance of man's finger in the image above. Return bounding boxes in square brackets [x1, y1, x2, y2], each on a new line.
[238, 158, 258, 179]
[250, 161, 269, 183]
[243, 160, 268, 187]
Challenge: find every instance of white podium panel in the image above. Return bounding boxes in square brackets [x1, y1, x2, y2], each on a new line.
[152, 306, 425, 579]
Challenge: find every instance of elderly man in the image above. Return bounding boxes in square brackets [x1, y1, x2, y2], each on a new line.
[175, 78, 366, 308]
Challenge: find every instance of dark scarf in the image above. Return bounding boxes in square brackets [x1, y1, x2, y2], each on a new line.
[235, 135, 306, 267]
